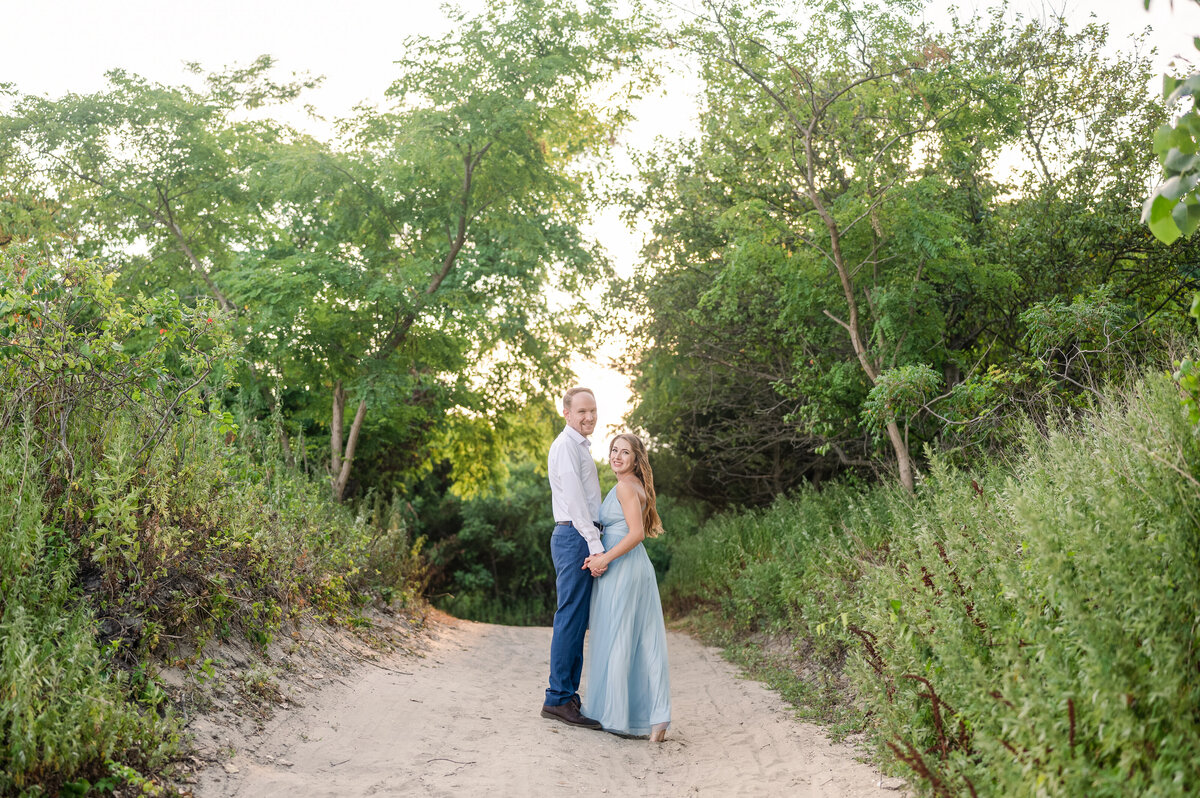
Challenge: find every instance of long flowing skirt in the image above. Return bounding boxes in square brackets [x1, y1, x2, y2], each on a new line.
[582, 532, 671, 736]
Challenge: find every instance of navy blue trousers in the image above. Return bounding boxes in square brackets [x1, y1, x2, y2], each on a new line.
[545, 524, 594, 706]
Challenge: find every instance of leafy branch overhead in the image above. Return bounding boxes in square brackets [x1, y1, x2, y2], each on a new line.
[1143, 66, 1200, 242]
[1140, 0, 1200, 427]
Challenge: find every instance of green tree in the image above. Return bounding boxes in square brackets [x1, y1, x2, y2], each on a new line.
[0, 57, 315, 311]
[1, 1, 653, 500]
[662, 0, 1028, 491]
[232, 0, 650, 500]
[612, 176, 861, 503]
[622, 0, 1193, 499]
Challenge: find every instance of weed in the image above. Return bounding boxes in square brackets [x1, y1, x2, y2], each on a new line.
[662, 367, 1200, 795]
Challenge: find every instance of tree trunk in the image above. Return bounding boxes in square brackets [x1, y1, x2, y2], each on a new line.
[802, 137, 918, 494]
[884, 420, 915, 493]
[330, 381, 367, 502]
[331, 381, 344, 478]
[710, 15, 934, 494]
[326, 146, 485, 501]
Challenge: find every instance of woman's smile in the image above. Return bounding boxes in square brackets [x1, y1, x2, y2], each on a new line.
[609, 442, 634, 475]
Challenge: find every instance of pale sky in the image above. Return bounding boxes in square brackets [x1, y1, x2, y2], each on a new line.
[4, 0, 1199, 441]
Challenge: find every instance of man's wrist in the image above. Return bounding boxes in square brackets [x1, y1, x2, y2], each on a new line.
[586, 539, 605, 556]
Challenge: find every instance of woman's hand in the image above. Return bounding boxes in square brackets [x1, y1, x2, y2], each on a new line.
[582, 481, 647, 579]
[583, 553, 609, 577]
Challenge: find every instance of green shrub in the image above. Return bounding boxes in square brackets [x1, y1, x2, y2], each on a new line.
[663, 366, 1200, 796]
[0, 424, 174, 795]
[661, 481, 899, 644]
[854, 374, 1200, 796]
[0, 249, 427, 793]
[425, 462, 709, 626]
[424, 462, 558, 625]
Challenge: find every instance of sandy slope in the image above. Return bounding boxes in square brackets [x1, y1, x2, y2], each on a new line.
[196, 614, 902, 797]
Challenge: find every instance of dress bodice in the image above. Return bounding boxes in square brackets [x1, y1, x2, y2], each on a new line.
[598, 487, 630, 537]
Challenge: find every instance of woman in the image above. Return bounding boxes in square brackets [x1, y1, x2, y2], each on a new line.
[581, 433, 671, 741]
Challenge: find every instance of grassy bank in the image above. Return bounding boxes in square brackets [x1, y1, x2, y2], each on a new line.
[660, 372, 1200, 796]
[0, 251, 426, 796]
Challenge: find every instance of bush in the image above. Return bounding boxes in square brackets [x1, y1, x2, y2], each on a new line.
[661, 481, 899, 643]
[0, 425, 175, 796]
[662, 366, 1200, 795]
[427, 462, 558, 625]
[853, 373, 1200, 796]
[426, 460, 712, 626]
[0, 249, 426, 794]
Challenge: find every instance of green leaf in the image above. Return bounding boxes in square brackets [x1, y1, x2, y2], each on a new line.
[60, 780, 91, 798]
[1164, 147, 1200, 173]
[1164, 74, 1181, 102]
[1153, 125, 1173, 163]
[1173, 200, 1200, 237]
[1177, 112, 1200, 144]
[1147, 195, 1183, 244]
[1156, 174, 1199, 202]
[1166, 74, 1200, 106]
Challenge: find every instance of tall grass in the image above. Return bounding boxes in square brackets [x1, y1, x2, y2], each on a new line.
[661, 371, 1200, 796]
[0, 410, 425, 795]
[1, 423, 175, 796]
[0, 250, 427, 794]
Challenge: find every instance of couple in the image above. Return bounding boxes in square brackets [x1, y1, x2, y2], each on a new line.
[540, 387, 671, 741]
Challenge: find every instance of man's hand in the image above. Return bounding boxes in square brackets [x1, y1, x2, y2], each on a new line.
[582, 554, 608, 578]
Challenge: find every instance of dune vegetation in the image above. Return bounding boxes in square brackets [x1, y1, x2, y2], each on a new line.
[660, 369, 1200, 795]
[0, 251, 425, 795]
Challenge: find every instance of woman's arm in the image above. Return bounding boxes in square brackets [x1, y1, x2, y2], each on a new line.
[588, 481, 645, 575]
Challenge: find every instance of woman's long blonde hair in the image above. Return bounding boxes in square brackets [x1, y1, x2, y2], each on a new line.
[611, 433, 664, 538]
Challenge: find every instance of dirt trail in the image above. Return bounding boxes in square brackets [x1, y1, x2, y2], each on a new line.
[196, 614, 902, 797]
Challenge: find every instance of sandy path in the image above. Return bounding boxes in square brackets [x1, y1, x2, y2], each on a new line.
[196, 615, 901, 797]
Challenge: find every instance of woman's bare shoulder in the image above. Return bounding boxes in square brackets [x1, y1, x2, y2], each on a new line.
[616, 478, 647, 503]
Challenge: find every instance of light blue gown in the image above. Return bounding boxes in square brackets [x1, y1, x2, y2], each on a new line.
[582, 487, 671, 737]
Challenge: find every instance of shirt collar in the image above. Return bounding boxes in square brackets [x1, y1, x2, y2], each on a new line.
[563, 425, 591, 448]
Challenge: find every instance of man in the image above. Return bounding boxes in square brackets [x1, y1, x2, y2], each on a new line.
[541, 386, 605, 728]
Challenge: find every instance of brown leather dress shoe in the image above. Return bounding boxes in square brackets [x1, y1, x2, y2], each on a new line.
[541, 702, 602, 729]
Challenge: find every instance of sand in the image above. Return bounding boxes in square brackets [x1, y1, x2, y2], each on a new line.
[195, 613, 903, 797]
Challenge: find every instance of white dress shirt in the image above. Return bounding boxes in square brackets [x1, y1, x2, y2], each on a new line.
[548, 425, 604, 555]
